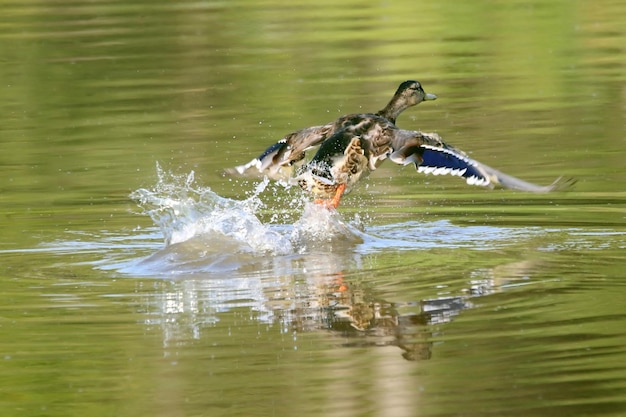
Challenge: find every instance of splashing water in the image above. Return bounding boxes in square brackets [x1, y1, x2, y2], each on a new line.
[126, 164, 542, 276]
[129, 164, 362, 258]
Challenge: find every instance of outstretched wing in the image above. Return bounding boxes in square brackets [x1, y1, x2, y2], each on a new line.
[224, 124, 334, 179]
[390, 142, 492, 186]
[415, 144, 493, 186]
[390, 133, 574, 192]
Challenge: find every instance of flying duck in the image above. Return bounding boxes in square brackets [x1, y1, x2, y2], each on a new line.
[226, 81, 572, 208]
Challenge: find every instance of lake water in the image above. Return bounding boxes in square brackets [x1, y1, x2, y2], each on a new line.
[1, 1, 625, 416]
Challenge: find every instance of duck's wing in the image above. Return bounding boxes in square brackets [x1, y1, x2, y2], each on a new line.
[389, 131, 575, 192]
[223, 124, 334, 179]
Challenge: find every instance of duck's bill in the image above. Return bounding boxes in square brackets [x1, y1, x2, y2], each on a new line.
[425, 93, 438, 101]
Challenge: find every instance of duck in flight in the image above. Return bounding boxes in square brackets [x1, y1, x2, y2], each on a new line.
[226, 80, 572, 208]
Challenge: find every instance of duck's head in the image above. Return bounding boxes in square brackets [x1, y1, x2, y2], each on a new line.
[378, 80, 437, 123]
[394, 80, 438, 107]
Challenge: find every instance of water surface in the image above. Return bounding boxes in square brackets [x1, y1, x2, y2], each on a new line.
[1, 1, 625, 416]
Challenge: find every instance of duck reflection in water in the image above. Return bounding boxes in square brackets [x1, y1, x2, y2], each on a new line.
[142, 255, 540, 360]
[226, 80, 574, 208]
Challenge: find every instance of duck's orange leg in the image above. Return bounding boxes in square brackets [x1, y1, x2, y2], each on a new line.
[314, 183, 346, 209]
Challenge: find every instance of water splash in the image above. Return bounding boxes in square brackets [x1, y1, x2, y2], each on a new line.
[130, 163, 296, 255]
[126, 164, 546, 276]
[129, 164, 363, 261]
[291, 203, 364, 253]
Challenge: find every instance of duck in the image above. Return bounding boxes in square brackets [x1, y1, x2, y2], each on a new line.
[226, 81, 573, 208]
[227, 80, 437, 179]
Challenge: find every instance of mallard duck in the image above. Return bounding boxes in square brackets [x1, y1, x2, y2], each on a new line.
[227, 80, 436, 179]
[227, 81, 572, 208]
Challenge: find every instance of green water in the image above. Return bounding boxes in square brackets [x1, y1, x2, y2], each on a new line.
[1, 1, 625, 416]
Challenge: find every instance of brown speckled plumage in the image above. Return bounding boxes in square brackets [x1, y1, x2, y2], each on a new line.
[226, 81, 573, 207]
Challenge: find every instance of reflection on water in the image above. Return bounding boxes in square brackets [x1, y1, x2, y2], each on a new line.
[114, 166, 525, 359]
[141, 273, 478, 361]
[50, 165, 604, 363]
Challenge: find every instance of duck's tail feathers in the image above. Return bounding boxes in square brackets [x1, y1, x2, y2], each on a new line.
[391, 143, 574, 193]
[222, 125, 331, 180]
